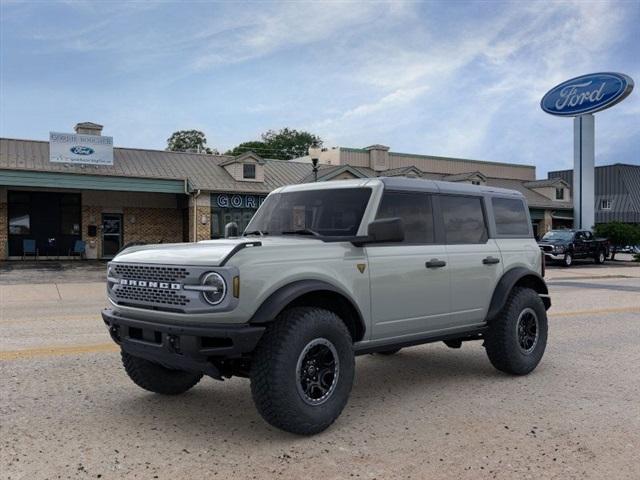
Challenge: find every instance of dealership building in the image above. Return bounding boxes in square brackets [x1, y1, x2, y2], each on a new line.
[0, 121, 608, 261]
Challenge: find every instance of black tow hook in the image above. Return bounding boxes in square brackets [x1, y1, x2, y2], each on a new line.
[166, 334, 181, 354]
[109, 325, 121, 343]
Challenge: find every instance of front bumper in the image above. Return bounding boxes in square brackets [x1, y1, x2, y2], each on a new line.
[102, 308, 265, 378]
[543, 252, 566, 261]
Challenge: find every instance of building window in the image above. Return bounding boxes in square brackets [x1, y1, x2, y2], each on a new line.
[471, 180, 481, 186]
[243, 163, 256, 179]
[8, 192, 31, 234]
[7, 191, 81, 257]
[601, 199, 612, 210]
[555, 188, 564, 200]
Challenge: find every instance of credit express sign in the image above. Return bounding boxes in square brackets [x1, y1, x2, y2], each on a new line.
[49, 132, 114, 165]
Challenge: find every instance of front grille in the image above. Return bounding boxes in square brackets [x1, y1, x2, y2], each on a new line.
[540, 245, 554, 253]
[113, 264, 189, 282]
[114, 285, 190, 307]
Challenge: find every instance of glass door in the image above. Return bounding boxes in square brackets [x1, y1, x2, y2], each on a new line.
[102, 213, 123, 258]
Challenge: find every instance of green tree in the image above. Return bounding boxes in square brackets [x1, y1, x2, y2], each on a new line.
[225, 141, 268, 157]
[594, 222, 640, 260]
[261, 128, 322, 160]
[167, 130, 216, 154]
[226, 128, 322, 160]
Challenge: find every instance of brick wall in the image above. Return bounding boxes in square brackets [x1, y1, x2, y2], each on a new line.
[123, 206, 183, 245]
[80, 205, 183, 258]
[81, 205, 103, 259]
[188, 205, 211, 242]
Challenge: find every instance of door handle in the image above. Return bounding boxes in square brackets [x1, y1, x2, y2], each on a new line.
[482, 256, 500, 265]
[426, 259, 446, 268]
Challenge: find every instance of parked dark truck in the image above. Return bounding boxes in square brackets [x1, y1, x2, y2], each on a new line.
[538, 230, 609, 267]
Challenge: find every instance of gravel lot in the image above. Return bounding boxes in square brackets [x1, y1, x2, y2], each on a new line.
[1, 262, 639, 479]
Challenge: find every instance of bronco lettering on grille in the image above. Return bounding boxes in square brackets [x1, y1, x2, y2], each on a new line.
[119, 279, 181, 290]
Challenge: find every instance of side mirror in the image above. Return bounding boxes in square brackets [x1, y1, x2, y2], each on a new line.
[363, 218, 404, 244]
[225, 222, 239, 238]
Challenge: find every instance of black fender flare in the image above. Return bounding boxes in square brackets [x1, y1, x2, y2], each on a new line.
[249, 280, 366, 339]
[485, 267, 550, 322]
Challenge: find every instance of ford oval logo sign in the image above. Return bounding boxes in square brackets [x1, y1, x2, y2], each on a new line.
[541, 72, 633, 116]
[70, 145, 95, 155]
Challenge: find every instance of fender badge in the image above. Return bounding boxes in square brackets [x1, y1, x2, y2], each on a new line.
[357, 263, 367, 274]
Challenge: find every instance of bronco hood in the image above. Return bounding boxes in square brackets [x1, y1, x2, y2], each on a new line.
[112, 237, 323, 266]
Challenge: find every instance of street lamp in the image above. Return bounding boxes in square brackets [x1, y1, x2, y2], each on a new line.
[308, 143, 321, 182]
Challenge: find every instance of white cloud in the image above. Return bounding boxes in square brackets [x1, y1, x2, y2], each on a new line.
[191, 2, 409, 70]
[309, 0, 636, 174]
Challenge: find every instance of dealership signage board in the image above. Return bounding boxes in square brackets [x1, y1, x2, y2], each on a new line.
[541, 72, 634, 116]
[49, 132, 114, 165]
[541, 72, 634, 229]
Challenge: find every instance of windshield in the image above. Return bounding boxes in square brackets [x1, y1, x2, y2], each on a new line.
[245, 188, 372, 237]
[542, 231, 574, 241]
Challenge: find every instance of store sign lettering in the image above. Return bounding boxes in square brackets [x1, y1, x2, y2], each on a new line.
[214, 194, 265, 209]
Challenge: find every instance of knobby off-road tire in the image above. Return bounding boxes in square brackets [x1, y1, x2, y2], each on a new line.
[250, 307, 355, 435]
[484, 287, 548, 375]
[121, 351, 203, 395]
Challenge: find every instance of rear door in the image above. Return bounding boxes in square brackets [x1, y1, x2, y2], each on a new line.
[441, 195, 503, 327]
[366, 190, 451, 340]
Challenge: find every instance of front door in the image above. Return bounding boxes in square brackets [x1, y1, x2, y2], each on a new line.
[102, 213, 123, 258]
[367, 190, 452, 340]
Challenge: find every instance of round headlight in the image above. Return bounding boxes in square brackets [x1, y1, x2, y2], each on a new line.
[201, 272, 226, 305]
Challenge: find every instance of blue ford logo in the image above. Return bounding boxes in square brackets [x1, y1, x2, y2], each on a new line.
[70, 146, 95, 155]
[541, 72, 634, 116]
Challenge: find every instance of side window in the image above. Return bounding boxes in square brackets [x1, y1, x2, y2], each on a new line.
[375, 191, 434, 244]
[441, 195, 488, 244]
[584, 231, 593, 241]
[492, 197, 530, 236]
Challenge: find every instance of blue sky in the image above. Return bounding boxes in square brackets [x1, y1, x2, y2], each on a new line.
[1, 0, 638, 177]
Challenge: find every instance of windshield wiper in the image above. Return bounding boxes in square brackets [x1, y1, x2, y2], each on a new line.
[280, 228, 321, 237]
[244, 230, 268, 236]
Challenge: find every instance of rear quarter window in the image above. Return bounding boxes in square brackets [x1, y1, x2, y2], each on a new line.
[492, 197, 530, 236]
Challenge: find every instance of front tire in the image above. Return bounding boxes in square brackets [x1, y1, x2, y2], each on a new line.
[484, 287, 548, 375]
[250, 307, 355, 435]
[562, 252, 573, 267]
[121, 351, 203, 395]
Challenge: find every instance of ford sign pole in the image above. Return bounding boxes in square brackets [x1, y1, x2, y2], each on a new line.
[574, 114, 595, 230]
[541, 72, 634, 230]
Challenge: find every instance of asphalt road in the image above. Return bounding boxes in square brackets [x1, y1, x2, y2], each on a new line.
[1, 264, 639, 479]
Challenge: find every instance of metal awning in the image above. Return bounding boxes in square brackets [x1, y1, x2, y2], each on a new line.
[0, 169, 186, 194]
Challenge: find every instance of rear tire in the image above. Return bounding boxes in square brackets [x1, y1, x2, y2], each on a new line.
[595, 250, 606, 264]
[250, 307, 355, 435]
[485, 287, 547, 375]
[121, 351, 203, 395]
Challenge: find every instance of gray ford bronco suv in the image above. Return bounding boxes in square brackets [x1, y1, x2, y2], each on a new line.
[103, 177, 550, 435]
